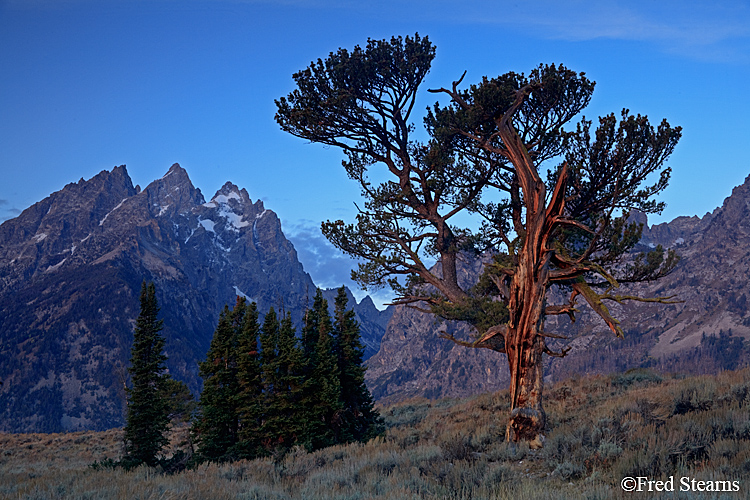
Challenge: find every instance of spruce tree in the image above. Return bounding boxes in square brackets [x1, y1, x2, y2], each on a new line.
[238, 308, 306, 458]
[273, 312, 306, 449]
[235, 301, 263, 459]
[124, 281, 170, 468]
[192, 294, 381, 464]
[300, 290, 342, 451]
[194, 298, 245, 462]
[258, 307, 284, 451]
[300, 292, 322, 363]
[332, 287, 381, 442]
[160, 376, 195, 425]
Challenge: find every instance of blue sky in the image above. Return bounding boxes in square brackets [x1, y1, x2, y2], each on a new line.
[2, 0, 749, 307]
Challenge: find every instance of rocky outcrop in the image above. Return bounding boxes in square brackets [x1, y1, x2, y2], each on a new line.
[364, 256, 512, 403]
[642, 174, 750, 357]
[365, 305, 509, 404]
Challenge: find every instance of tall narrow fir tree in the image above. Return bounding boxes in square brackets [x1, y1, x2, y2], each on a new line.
[235, 301, 263, 459]
[124, 281, 170, 467]
[258, 308, 284, 451]
[332, 287, 381, 442]
[194, 299, 245, 462]
[300, 290, 342, 450]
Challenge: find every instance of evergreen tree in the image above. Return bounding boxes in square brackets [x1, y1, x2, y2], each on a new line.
[258, 307, 285, 451]
[124, 281, 170, 468]
[160, 377, 195, 425]
[193, 294, 380, 463]
[238, 307, 306, 458]
[300, 292, 323, 363]
[332, 287, 382, 442]
[194, 298, 245, 462]
[272, 312, 306, 449]
[235, 301, 263, 459]
[300, 290, 342, 451]
[277, 34, 681, 445]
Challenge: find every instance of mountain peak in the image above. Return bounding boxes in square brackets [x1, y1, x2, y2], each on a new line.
[65, 165, 134, 194]
[166, 162, 182, 174]
[112, 164, 130, 178]
[143, 163, 204, 214]
[211, 181, 252, 206]
[700, 171, 750, 237]
[157, 163, 192, 186]
[727, 172, 750, 202]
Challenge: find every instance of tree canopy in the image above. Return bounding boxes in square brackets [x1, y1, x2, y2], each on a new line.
[276, 34, 681, 445]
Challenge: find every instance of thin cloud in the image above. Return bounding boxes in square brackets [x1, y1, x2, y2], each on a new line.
[284, 219, 359, 289]
[261, 0, 750, 64]
[10, 0, 746, 62]
[284, 219, 403, 309]
[284, 219, 396, 308]
[0, 207, 22, 223]
[452, 0, 750, 63]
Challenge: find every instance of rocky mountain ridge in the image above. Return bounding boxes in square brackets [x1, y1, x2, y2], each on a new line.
[0, 164, 390, 432]
[366, 174, 750, 403]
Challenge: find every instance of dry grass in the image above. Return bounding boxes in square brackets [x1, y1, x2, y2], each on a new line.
[2, 368, 749, 499]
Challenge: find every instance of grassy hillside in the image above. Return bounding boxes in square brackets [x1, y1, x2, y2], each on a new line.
[1, 368, 749, 499]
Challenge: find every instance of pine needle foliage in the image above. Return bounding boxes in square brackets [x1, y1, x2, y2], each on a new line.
[235, 301, 263, 458]
[276, 33, 682, 444]
[301, 290, 343, 451]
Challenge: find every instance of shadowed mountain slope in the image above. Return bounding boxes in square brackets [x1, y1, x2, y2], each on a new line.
[0, 164, 389, 432]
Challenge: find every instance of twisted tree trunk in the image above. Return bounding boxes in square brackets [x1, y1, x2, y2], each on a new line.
[504, 223, 549, 447]
[496, 94, 553, 447]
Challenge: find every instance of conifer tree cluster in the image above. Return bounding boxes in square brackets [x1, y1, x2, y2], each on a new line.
[193, 287, 382, 463]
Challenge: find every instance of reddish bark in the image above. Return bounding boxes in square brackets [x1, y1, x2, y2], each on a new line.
[497, 96, 554, 445]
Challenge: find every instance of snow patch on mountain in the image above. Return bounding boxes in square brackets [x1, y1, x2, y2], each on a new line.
[213, 192, 241, 204]
[99, 198, 127, 226]
[233, 286, 255, 302]
[218, 207, 250, 231]
[214, 239, 231, 253]
[203, 189, 251, 232]
[45, 258, 66, 272]
[199, 219, 216, 233]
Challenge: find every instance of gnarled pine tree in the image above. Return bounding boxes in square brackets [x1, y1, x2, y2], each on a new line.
[276, 34, 680, 446]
